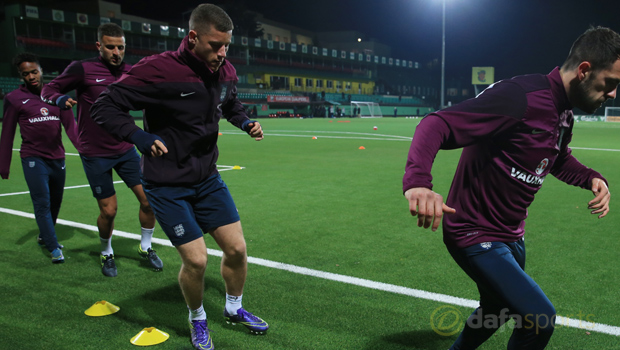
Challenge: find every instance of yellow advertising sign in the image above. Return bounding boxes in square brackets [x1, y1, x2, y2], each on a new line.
[472, 67, 494, 85]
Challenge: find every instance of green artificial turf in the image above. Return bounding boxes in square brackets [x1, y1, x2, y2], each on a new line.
[1, 117, 619, 349]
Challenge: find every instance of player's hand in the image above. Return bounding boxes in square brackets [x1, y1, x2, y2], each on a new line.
[130, 129, 167, 157]
[589, 177, 610, 218]
[405, 187, 456, 231]
[248, 122, 264, 141]
[66, 98, 77, 108]
[150, 139, 168, 157]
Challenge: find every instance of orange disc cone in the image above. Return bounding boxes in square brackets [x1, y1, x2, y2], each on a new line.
[359, 146, 366, 150]
[84, 300, 120, 317]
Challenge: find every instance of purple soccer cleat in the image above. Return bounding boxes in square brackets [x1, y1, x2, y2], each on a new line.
[189, 319, 214, 350]
[223, 308, 269, 335]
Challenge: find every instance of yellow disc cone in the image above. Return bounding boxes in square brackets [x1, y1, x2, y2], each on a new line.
[84, 300, 120, 317]
[130, 327, 169, 346]
[232, 165, 242, 170]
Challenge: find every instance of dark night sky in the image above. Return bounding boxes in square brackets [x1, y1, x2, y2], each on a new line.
[118, 0, 620, 81]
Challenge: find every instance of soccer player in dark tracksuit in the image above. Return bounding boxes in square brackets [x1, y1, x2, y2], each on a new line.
[41, 23, 162, 277]
[0, 53, 80, 264]
[404, 26, 619, 349]
[91, 5, 267, 349]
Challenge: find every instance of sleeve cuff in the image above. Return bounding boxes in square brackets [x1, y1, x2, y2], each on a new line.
[56, 95, 70, 108]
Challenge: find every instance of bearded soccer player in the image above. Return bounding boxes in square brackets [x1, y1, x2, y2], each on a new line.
[404, 26, 617, 349]
[0, 53, 80, 264]
[91, 4, 268, 349]
[41, 23, 163, 277]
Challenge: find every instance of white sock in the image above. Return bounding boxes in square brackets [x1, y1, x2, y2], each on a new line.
[225, 294, 243, 315]
[100, 237, 113, 256]
[140, 227, 154, 251]
[188, 304, 206, 321]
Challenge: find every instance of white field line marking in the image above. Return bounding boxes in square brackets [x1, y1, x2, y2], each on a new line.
[571, 147, 620, 152]
[0, 180, 125, 197]
[15, 141, 620, 151]
[223, 131, 410, 141]
[219, 133, 620, 151]
[1, 206, 619, 337]
[264, 130, 414, 140]
[0, 165, 242, 197]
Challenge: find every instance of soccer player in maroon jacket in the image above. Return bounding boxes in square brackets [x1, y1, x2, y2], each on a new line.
[404, 27, 618, 349]
[41, 23, 163, 277]
[92, 4, 267, 349]
[0, 53, 80, 264]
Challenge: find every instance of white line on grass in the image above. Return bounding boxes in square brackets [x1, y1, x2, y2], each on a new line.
[0, 180, 125, 197]
[259, 130, 414, 140]
[0, 165, 242, 197]
[223, 131, 410, 141]
[571, 147, 620, 152]
[219, 133, 620, 151]
[1, 206, 618, 337]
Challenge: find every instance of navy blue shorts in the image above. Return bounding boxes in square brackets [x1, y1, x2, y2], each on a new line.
[142, 173, 240, 246]
[80, 148, 141, 199]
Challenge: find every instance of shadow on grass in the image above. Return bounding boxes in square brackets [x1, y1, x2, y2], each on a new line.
[85, 244, 167, 271]
[364, 329, 454, 350]
[108, 275, 228, 336]
[15, 226, 96, 247]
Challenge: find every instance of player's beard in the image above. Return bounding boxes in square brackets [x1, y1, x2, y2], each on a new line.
[571, 74, 604, 114]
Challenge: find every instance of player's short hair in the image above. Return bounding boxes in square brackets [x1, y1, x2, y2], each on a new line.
[98, 23, 124, 42]
[561, 26, 620, 72]
[189, 4, 234, 36]
[12, 52, 40, 70]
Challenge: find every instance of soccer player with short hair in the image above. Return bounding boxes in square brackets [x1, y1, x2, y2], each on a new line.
[403, 26, 618, 349]
[41, 23, 163, 277]
[0, 53, 80, 264]
[91, 4, 267, 349]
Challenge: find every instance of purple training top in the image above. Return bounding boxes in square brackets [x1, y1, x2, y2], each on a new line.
[41, 56, 134, 157]
[403, 68, 606, 249]
[0, 84, 79, 179]
[91, 36, 252, 186]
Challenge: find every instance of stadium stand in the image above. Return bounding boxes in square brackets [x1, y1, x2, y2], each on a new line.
[0, 77, 21, 93]
[16, 36, 71, 49]
[0, 2, 442, 118]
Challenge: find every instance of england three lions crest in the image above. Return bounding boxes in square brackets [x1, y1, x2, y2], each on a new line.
[535, 158, 549, 175]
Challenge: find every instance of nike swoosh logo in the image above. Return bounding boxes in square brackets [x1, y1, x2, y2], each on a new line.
[181, 92, 196, 97]
[531, 129, 546, 134]
[23, 99, 30, 104]
[96, 79, 106, 82]
[62, 165, 66, 170]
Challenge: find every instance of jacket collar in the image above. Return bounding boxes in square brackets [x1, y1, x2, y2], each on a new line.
[548, 67, 572, 113]
[178, 35, 227, 79]
[97, 55, 126, 72]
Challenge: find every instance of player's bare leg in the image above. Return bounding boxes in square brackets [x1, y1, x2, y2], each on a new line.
[97, 195, 118, 276]
[210, 221, 268, 335]
[131, 184, 163, 270]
